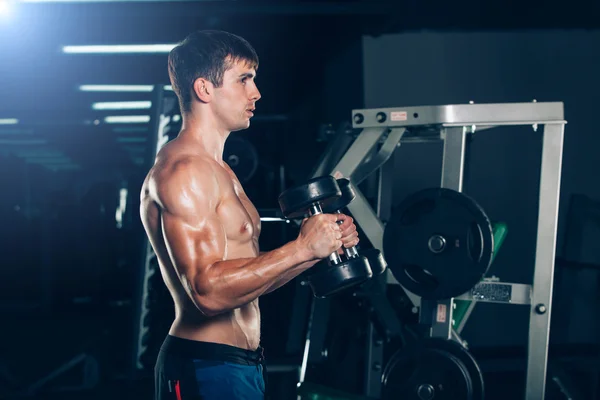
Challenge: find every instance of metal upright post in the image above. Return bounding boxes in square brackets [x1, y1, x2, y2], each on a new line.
[525, 123, 564, 400]
[428, 126, 467, 340]
[363, 158, 396, 398]
[131, 85, 166, 375]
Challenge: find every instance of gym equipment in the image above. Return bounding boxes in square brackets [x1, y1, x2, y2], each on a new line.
[302, 101, 565, 399]
[362, 248, 387, 276]
[297, 382, 377, 400]
[323, 178, 387, 276]
[453, 222, 509, 332]
[381, 338, 484, 400]
[278, 176, 373, 297]
[21, 353, 100, 397]
[383, 188, 494, 300]
[224, 135, 259, 183]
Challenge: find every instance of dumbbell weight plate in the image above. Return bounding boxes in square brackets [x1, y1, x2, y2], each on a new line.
[322, 178, 355, 213]
[362, 248, 387, 276]
[308, 256, 373, 298]
[278, 176, 342, 219]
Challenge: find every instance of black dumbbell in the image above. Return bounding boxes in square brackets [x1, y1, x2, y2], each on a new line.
[323, 178, 388, 276]
[278, 175, 373, 298]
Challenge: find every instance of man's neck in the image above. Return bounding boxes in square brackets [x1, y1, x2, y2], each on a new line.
[178, 111, 230, 164]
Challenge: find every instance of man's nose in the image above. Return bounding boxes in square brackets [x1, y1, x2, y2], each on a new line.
[251, 87, 261, 102]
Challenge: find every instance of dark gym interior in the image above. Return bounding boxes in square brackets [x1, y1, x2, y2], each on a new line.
[1, 1, 600, 399]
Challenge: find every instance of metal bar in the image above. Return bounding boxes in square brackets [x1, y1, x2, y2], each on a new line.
[525, 123, 565, 400]
[286, 282, 312, 355]
[298, 299, 315, 385]
[377, 153, 395, 224]
[24, 354, 88, 395]
[326, 127, 388, 179]
[318, 127, 388, 251]
[428, 126, 467, 340]
[454, 282, 532, 305]
[364, 322, 384, 398]
[310, 125, 357, 179]
[443, 120, 566, 128]
[441, 126, 467, 192]
[352, 102, 564, 129]
[455, 301, 477, 334]
[346, 189, 385, 251]
[298, 298, 331, 384]
[352, 127, 405, 185]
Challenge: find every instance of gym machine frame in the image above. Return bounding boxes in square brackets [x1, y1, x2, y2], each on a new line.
[310, 101, 565, 399]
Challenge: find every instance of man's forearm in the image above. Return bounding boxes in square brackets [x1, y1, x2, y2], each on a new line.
[192, 240, 313, 316]
[264, 259, 319, 294]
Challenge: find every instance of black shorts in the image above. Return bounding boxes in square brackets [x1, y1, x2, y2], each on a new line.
[154, 335, 267, 400]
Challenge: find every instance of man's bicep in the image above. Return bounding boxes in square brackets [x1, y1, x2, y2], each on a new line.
[160, 209, 226, 294]
[155, 161, 226, 294]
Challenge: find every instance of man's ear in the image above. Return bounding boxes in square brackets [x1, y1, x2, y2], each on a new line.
[193, 78, 212, 103]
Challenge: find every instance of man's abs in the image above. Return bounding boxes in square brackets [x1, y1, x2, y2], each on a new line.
[168, 296, 261, 350]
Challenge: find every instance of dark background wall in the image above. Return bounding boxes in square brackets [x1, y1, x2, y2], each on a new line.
[362, 29, 600, 348]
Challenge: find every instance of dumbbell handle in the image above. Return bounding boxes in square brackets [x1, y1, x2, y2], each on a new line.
[308, 204, 342, 265]
[335, 211, 359, 259]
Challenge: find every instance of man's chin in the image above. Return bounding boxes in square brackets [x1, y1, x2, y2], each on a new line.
[231, 122, 251, 132]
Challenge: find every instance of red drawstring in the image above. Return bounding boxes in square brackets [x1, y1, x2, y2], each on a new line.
[175, 380, 182, 400]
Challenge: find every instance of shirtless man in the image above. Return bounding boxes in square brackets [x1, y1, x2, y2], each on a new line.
[139, 30, 360, 400]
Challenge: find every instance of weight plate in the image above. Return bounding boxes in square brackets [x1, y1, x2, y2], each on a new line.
[307, 256, 372, 298]
[362, 248, 387, 276]
[224, 136, 259, 183]
[323, 178, 355, 213]
[278, 176, 341, 219]
[382, 338, 485, 400]
[383, 188, 494, 300]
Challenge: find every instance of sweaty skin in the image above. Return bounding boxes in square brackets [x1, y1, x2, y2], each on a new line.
[139, 60, 359, 351]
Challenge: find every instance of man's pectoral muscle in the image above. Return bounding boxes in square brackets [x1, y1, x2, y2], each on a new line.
[156, 157, 315, 316]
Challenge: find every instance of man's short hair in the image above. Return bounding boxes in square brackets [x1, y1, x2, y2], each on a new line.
[168, 30, 259, 113]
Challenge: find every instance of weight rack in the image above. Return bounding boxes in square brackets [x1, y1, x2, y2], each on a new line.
[301, 101, 566, 399]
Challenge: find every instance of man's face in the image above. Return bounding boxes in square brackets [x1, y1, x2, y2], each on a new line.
[211, 59, 261, 132]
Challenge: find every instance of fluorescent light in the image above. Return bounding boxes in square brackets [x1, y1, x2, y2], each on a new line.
[26, 158, 71, 162]
[0, 118, 18, 125]
[79, 85, 154, 92]
[164, 85, 173, 91]
[113, 127, 149, 133]
[122, 146, 146, 153]
[93, 101, 152, 110]
[0, 129, 33, 135]
[117, 137, 147, 143]
[0, 139, 47, 145]
[105, 115, 150, 124]
[16, 150, 64, 157]
[63, 44, 176, 54]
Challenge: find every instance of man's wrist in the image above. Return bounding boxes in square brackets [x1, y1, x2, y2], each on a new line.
[291, 238, 314, 264]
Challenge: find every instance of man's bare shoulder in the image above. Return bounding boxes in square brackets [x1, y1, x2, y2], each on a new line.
[147, 152, 226, 213]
